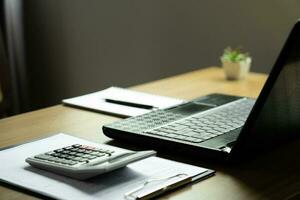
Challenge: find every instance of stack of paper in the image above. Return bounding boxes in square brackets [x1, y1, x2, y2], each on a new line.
[0, 134, 214, 200]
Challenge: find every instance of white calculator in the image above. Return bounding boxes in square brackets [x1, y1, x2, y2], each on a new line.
[26, 144, 156, 180]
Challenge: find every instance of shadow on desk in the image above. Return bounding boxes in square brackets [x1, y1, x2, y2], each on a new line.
[107, 138, 300, 200]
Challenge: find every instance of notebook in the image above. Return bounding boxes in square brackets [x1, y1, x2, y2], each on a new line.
[0, 133, 214, 200]
[63, 87, 185, 117]
[103, 20, 300, 161]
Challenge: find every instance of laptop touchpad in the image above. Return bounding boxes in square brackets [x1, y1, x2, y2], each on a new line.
[170, 102, 213, 115]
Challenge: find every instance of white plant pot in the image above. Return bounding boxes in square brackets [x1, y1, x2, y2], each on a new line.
[221, 57, 251, 80]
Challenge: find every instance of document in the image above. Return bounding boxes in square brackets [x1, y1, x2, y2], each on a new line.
[0, 134, 214, 200]
[62, 87, 186, 117]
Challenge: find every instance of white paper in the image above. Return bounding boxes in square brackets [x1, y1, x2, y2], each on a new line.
[0, 134, 211, 200]
[62, 87, 186, 117]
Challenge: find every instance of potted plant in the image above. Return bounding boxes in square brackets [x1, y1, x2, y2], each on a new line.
[221, 47, 251, 80]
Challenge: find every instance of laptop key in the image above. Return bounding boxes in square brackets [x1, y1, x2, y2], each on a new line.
[174, 135, 188, 140]
[171, 125, 187, 131]
[166, 133, 180, 138]
[207, 130, 220, 135]
[156, 131, 169, 136]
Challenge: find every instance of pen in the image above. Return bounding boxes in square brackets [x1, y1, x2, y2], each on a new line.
[125, 173, 190, 200]
[105, 99, 156, 110]
[137, 177, 191, 200]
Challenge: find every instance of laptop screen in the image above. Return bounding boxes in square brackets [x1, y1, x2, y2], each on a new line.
[230, 21, 300, 159]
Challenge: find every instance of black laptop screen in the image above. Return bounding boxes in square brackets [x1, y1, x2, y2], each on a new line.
[231, 21, 300, 159]
[257, 26, 300, 133]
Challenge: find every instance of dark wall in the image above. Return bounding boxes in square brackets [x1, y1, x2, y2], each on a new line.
[23, 1, 300, 109]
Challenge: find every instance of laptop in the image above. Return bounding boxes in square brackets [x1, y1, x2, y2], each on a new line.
[103, 20, 300, 161]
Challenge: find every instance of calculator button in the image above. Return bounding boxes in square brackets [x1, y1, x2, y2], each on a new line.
[81, 145, 94, 150]
[52, 157, 63, 163]
[82, 154, 91, 158]
[73, 157, 87, 162]
[94, 148, 104, 152]
[54, 149, 64, 153]
[91, 152, 105, 157]
[69, 161, 78, 165]
[76, 149, 85, 153]
[106, 150, 115, 154]
[62, 160, 71, 163]
[72, 144, 81, 148]
[66, 156, 75, 160]
[58, 159, 69, 164]
[87, 156, 97, 160]
[100, 150, 114, 155]
[63, 146, 73, 150]
[72, 157, 82, 161]
[59, 154, 68, 158]
[46, 157, 57, 162]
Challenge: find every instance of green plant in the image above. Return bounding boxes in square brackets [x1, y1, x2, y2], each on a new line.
[221, 47, 249, 63]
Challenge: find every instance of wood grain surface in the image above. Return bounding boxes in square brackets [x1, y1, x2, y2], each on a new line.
[2, 67, 298, 200]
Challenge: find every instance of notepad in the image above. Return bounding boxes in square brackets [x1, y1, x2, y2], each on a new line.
[0, 134, 214, 200]
[62, 87, 186, 117]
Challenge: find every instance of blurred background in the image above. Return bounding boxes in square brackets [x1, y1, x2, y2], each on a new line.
[0, 0, 300, 117]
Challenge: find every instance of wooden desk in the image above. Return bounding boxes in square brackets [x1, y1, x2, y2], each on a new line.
[2, 67, 299, 200]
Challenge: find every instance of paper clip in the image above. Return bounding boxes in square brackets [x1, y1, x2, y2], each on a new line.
[124, 173, 190, 200]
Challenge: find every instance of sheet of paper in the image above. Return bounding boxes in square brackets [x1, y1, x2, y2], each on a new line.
[62, 87, 186, 117]
[0, 134, 212, 200]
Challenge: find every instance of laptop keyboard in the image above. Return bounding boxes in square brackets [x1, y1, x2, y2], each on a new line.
[145, 98, 255, 143]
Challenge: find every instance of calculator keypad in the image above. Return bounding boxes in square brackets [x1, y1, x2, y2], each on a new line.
[34, 144, 115, 166]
